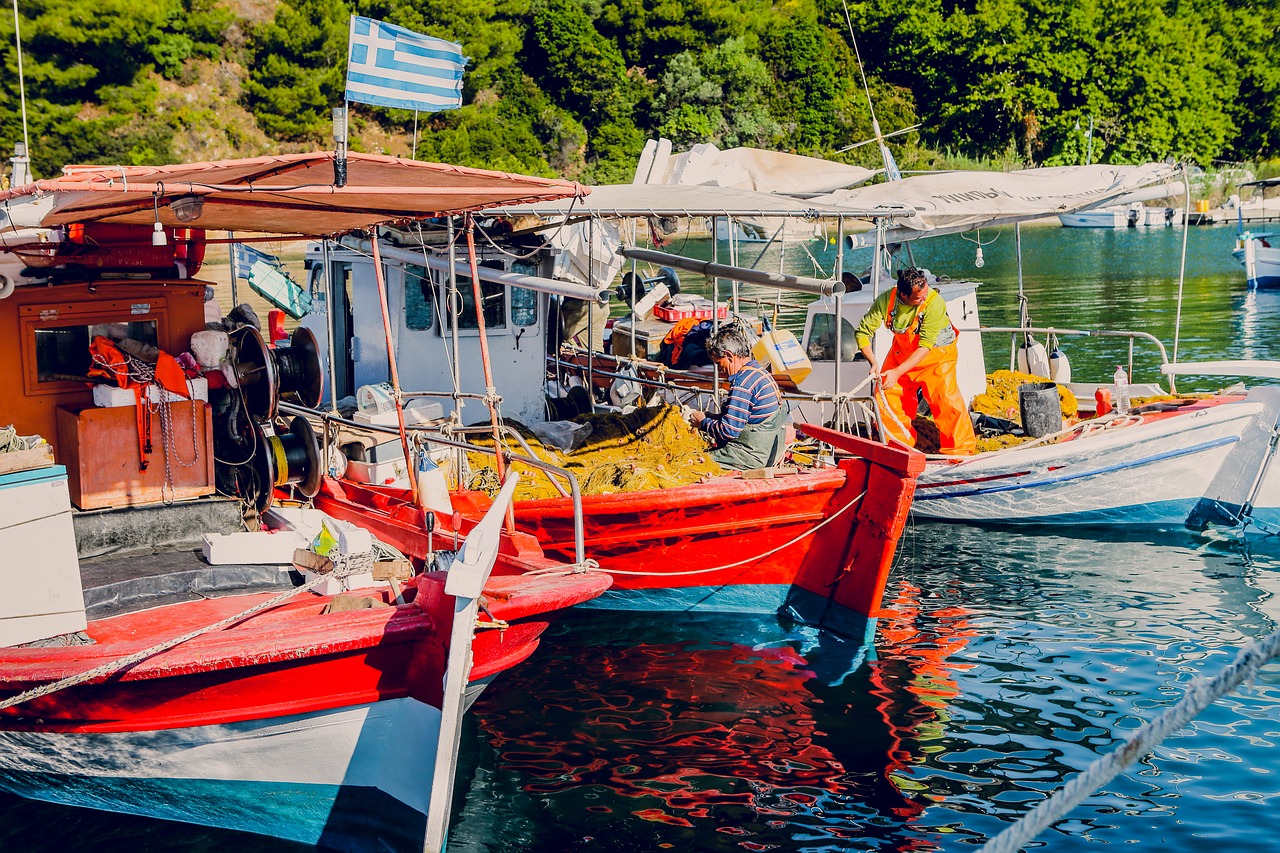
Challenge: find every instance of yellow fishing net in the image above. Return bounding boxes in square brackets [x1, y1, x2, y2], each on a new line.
[912, 370, 1079, 454]
[464, 405, 724, 501]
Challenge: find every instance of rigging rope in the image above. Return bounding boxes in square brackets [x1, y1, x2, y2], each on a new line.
[980, 626, 1280, 853]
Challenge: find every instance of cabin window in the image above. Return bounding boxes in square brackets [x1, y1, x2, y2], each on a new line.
[442, 260, 507, 331]
[511, 288, 537, 327]
[806, 313, 859, 362]
[404, 264, 435, 331]
[509, 261, 538, 327]
[34, 320, 160, 384]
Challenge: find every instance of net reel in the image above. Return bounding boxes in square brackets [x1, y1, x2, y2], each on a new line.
[229, 326, 324, 420]
[615, 266, 680, 308]
[248, 416, 323, 513]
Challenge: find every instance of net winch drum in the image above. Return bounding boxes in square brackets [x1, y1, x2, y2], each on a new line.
[615, 266, 680, 308]
[229, 326, 324, 420]
[1018, 381, 1062, 438]
[250, 415, 322, 512]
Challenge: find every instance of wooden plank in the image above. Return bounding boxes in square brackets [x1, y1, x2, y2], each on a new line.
[0, 444, 55, 476]
[795, 422, 926, 477]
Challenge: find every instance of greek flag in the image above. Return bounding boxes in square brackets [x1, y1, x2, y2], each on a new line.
[232, 243, 279, 281]
[345, 16, 468, 112]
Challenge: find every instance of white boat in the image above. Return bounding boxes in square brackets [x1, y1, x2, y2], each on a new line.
[1229, 177, 1280, 289]
[1233, 230, 1280, 289]
[1059, 203, 1183, 228]
[513, 163, 1280, 533]
[1058, 203, 1142, 228]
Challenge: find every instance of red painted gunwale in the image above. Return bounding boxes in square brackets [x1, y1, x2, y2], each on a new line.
[0, 567, 610, 735]
[317, 426, 923, 619]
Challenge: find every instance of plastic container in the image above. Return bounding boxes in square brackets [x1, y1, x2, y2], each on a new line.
[1113, 366, 1131, 415]
[752, 330, 813, 384]
[653, 300, 729, 322]
[1018, 381, 1062, 438]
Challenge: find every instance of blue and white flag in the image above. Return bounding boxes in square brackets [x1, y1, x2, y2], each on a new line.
[232, 243, 279, 281]
[345, 16, 468, 113]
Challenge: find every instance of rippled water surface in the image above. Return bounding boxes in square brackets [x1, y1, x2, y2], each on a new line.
[5, 225, 1280, 852]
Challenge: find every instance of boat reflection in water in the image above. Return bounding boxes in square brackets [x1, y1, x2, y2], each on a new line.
[456, 592, 980, 852]
[456, 520, 1280, 852]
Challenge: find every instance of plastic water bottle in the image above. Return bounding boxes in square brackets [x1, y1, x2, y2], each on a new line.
[1112, 366, 1131, 415]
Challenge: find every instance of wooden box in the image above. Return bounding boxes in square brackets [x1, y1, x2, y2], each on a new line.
[56, 401, 215, 510]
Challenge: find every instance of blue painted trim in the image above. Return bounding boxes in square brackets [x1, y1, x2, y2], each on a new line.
[0, 464, 66, 489]
[915, 435, 1238, 501]
[0, 772, 425, 851]
[956, 498, 1199, 527]
[577, 584, 879, 640]
[578, 583, 789, 614]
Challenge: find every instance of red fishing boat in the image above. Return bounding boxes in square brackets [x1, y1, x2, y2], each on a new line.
[313, 423, 923, 635]
[0, 151, 610, 850]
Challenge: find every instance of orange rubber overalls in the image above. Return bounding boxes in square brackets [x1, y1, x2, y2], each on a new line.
[879, 289, 977, 455]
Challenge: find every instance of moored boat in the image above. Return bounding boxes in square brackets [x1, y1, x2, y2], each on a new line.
[0, 150, 612, 849]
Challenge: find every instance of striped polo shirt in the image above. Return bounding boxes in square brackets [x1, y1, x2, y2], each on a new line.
[702, 360, 782, 444]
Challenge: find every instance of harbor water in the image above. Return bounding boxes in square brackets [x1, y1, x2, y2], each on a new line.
[4, 224, 1280, 852]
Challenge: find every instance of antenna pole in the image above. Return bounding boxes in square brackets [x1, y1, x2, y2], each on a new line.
[842, 0, 899, 180]
[11, 0, 30, 158]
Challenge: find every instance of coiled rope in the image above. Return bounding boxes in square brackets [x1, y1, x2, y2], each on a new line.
[0, 553, 373, 713]
[980, 626, 1280, 853]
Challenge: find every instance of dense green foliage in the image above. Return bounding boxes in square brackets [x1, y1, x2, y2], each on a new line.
[0, 0, 1276, 181]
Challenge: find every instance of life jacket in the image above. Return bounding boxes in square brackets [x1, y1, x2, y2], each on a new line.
[87, 336, 191, 472]
[885, 288, 958, 347]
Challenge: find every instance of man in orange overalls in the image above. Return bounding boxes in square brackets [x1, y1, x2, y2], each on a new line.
[854, 268, 977, 455]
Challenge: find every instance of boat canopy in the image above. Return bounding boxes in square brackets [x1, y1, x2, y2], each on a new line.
[0, 151, 588, 237]
[640, 141, 878, 195]
[1239, 176, 1280, 190]
[818, 163, 1182, 247]
[491, 181, 904, 220]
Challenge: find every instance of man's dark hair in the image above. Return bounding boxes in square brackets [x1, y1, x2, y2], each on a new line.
[896, 267, 929, 298]
[706, 323, 753, 360]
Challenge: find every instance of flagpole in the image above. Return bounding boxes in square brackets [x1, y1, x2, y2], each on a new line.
[228, 232, 238, 306]
[412, 110, 419, 159]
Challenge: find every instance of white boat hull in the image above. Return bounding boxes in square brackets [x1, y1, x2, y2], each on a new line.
[1232, 236, 1280, 289]
[913, 401, 1262, 526]
[0, 698, 441, 850]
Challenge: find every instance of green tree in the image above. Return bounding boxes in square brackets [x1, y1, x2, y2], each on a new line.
[244, 0, 349, 142]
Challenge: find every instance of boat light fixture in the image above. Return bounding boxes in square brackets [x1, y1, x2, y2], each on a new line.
[152, 193, 167, 247]
[170, 194, 204, 223]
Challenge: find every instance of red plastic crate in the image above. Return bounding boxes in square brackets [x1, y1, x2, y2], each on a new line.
[654, 302, 729, 322]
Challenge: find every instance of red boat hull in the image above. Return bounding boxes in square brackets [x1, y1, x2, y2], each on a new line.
[317, 426, 922, 630]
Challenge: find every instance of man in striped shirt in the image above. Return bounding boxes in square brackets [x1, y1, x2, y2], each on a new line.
[689, 324, 788, 470]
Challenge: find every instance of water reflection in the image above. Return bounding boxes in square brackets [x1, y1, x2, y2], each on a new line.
[457, 522, 1280, 852]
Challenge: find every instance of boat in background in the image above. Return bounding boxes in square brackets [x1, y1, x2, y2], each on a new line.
[1230, 177, 1280, 289]
[1059, 201, 1182, 228]
[1235, 229, 1280, 289]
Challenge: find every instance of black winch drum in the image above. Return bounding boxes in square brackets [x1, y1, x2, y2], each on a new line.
[1018, 381, 1062, 438]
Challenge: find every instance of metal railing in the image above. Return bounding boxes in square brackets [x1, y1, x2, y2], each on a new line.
[280, 401, 587, 564]
[972, 325, 1172, 391]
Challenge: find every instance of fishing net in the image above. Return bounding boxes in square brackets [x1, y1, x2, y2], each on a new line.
[465, 405, 723, 501]
[911, 370, 1079, 454]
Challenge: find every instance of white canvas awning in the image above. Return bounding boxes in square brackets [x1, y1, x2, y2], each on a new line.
[819, 163, 1182, 246]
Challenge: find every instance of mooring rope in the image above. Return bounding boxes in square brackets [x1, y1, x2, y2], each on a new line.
[980, 626, 1280, 853]
[0, 553, 372, 713]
